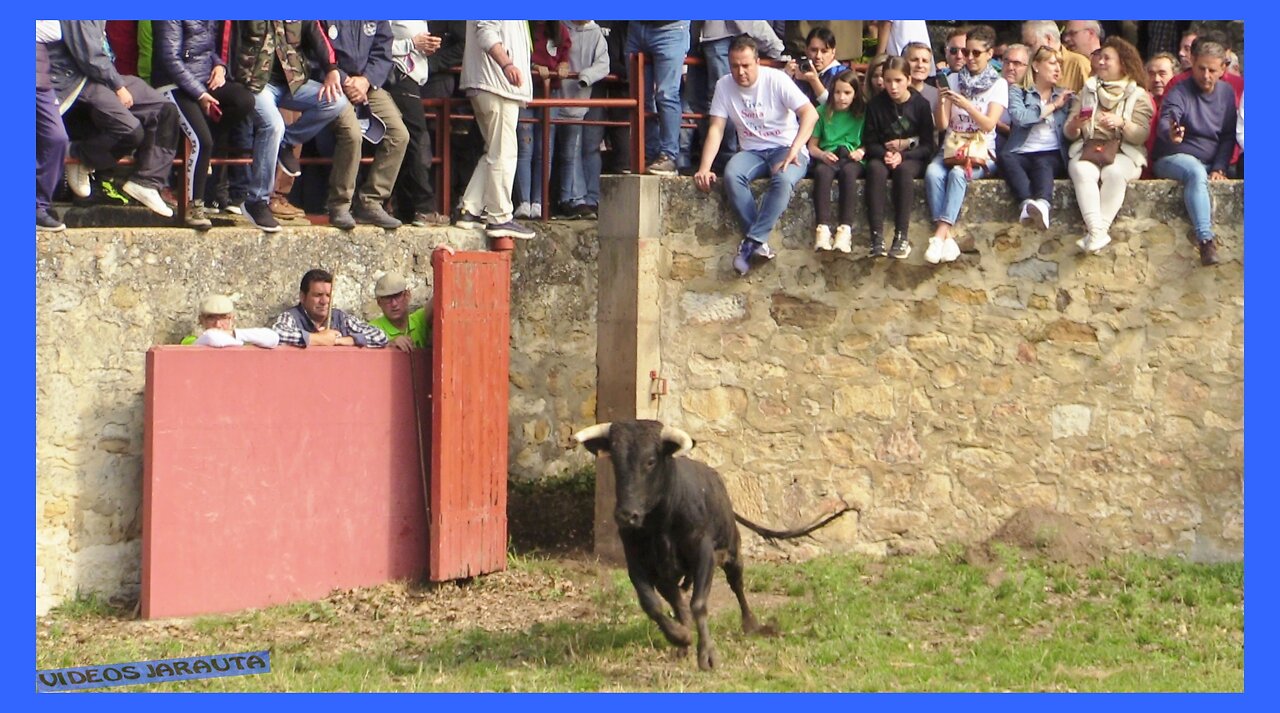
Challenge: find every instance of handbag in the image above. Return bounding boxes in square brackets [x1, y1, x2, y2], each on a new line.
[943, 131, 990, 178]
[1080, 137, 1120, 166]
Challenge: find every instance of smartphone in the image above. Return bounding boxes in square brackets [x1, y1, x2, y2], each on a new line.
[1079, 106, 1094, 119]
[206, 102, 223, 122]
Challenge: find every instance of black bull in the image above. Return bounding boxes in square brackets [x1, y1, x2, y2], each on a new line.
[574, 419, 854, 670]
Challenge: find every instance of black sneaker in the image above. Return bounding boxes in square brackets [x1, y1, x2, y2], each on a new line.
[455, 211, 484, 229]
[244, 200, 281, 233]
[37, 210, 65, 232]
[646, 155, 678, 176]
[869, 234, 886, 258]
[574, 203, 598, 220]
[278, 145, 302, 177]
[889, 233, 911, 259]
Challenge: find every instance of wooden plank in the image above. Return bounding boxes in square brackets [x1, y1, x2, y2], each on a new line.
[429, 251, 510, 581]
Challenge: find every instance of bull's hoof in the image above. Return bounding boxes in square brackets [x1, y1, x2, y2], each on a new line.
[673, 645, 690, 659]
[663, 624, 693, 648]
[697, 644, 718, 671]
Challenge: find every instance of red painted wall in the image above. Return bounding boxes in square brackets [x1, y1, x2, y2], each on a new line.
[142, 346, 431, 619]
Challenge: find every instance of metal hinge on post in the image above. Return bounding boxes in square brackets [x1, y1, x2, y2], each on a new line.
[649, 370, 668, 401]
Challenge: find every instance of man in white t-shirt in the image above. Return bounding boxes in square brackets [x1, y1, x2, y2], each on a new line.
[694, 36, 818, 276]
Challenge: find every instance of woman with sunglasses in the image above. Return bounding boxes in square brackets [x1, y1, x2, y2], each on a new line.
[1003, 46, 1073, 230]
[863, 57, 936, 258]
[1063, 36, 1152, 254]
[924, 24, 1007, 264]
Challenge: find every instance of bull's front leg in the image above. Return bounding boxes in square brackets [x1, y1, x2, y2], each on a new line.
[688, 538, 719, 670]
[623, 541, 692, 648]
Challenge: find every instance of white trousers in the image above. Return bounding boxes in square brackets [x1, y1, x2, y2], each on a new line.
[1067, 153, 1142, 239]
[462, 90, 521, 223]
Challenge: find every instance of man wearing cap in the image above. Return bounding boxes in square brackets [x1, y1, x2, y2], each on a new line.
[180, 294, 280, 348]
[272, 269, 389, 348]
[323, 20, 409, 230]
[370, 272, 431, 353]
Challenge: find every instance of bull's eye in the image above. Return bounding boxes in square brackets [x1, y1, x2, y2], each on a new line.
[645, 457, 657, 470]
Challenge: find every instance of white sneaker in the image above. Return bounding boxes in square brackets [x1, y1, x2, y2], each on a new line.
[121, 181, 174, 218]
[833, 224, 853, 253]
[1036, 199, 1051, 230]
[814, 225, 833, 251]
[1018, 199, 1031, 226]
[924, 236, 945, 264]
[66, 162, 93, 198]
[514, 202, 533, 219]
[1076, 234, 1094, 252]
[942, 236, 961, 262]
[1089, 232, 1112, 253]
[529, 202, 543, 219]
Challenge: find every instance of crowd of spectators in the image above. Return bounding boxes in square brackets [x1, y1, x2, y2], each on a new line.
[36, 20, 1242, 266]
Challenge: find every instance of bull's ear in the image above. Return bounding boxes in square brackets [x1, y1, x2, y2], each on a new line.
[574, 423, 612, 456]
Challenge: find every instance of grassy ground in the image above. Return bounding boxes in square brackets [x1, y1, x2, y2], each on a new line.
[36, 545, 1242, 692]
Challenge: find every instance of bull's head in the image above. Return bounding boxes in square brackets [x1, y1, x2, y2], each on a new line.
[574, 420, 694, 530]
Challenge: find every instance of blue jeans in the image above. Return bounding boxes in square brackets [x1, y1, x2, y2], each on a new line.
[701, 37, 738, 159]
[626, 21, 690, 162]
[723, 147, 810, 243]
[925, 152, 995, 225]
[249, 80, 350, 203]
[558, 106, 604, 206]
[1001, 150, 1063, 203]
[516, 105, 557, 206]
[1153, 153, 1214, 242]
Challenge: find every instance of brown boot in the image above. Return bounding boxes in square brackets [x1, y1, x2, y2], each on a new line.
[1199, 239, 1220, 266]
[269, 194, 305, 218]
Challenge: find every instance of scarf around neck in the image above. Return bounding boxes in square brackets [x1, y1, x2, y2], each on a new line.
[955, 64, 999, 99]
[1093, 77, 1134, 110]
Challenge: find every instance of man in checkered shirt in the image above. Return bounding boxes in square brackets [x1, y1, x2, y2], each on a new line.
[272, 269, 389, 348]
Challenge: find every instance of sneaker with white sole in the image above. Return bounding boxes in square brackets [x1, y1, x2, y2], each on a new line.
[514, 202, 533, 219]
[888, 233, 910, 259]
[455, 211, 484, 229]
[529, 202, 543, 220]
[924, 236, 945, 264]
[833, 224, 853, 253]
[941, 236, 961, 262]
[65, 162, 93, 198]
[1075, 234, 1094, 252]
[754, 241, 777, 260]
[121, 180, 174, 217]
[485, 220, 536, 239]
[244, 200, 281, 232]
[1018, 199, 1031, 226]
[733, 239, 756, 275]
[1026, 199, 1047, 230]
[814, 225, 833, 251]
[1037, 199, 1051, 229]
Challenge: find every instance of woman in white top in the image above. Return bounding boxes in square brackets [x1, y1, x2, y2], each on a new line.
[923, 24, 1008, 264]
[1003, 46, 1074, 230]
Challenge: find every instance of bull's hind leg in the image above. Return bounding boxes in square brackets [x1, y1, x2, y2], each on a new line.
[724, 550, 764, 635]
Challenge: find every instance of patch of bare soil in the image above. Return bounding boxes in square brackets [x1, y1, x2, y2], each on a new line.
[964, 507, 1103, 570]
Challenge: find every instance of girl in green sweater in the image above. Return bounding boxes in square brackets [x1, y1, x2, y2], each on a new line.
[807, 69, 867, 253]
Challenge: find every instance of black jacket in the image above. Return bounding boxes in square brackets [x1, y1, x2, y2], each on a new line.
[863, 89, 937, 163]
[152, 20, 225, 100]
[47, 20, 124, 109]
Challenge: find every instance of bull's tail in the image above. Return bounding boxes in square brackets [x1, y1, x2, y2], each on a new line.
[733, 500, 857, 540]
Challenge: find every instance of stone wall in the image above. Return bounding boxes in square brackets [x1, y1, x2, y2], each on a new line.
[35, 224, 598, 616]
[596, 176, 1241, 565]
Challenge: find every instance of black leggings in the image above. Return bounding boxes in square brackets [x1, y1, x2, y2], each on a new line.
[167, 81, 254, 201]
[865, 157, 925, 237]
[811, 156, 864, 226]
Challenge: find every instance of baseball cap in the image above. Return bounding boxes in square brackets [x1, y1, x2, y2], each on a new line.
[356, 103, 387, 144]
[374, 272, 408, 298]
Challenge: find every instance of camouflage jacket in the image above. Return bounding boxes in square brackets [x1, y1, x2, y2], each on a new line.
[231, 20, 337, 94]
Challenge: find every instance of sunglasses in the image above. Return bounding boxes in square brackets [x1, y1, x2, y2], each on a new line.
[947, 46, 964, 55]
[961, 48, 989, 59]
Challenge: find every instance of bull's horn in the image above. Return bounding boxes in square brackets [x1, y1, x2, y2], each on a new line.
[661, 426, 693, 457]
[573, 422, 612, 445]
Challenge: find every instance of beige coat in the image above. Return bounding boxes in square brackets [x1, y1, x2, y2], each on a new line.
[1064, 77, 1154, 168]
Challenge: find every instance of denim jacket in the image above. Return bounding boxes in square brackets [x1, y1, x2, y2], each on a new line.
[1004, 84, 1071, 165]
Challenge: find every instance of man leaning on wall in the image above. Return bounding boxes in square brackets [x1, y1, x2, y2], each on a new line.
[273, 269, 389, 348]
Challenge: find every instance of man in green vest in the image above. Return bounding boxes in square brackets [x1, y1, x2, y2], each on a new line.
[369, 272, 431, 352]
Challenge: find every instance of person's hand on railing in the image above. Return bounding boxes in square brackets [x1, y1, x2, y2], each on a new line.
[556, 61, 570, 79]
[207, 65, 226, 92]
[535, 64, 551, 80]
[321, 69, 343, 103]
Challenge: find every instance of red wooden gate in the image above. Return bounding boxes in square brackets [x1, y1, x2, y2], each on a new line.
[428, 249, 511, 580]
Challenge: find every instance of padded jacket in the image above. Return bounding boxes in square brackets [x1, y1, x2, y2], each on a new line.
[152, 20, 224, 100]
